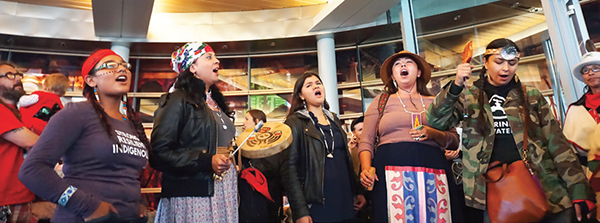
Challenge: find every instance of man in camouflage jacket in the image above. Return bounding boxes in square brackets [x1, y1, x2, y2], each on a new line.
[426, 78, 595, 213]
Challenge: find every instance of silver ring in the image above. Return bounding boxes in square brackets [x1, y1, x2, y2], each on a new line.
[414, 137, 420, 141]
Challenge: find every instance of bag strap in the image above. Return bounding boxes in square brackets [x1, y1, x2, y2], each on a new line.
[482, 163, 508, 183]
[375, 93, 390, 144]
[521, 85, 533, 173]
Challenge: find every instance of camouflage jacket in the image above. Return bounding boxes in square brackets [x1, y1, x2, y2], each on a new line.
[426, 79, 594, 212]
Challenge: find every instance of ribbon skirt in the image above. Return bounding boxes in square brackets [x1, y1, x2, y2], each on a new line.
[371, 142, 453, 223]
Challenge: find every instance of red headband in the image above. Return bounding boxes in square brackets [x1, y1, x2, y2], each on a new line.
[81, 49, 120, 79]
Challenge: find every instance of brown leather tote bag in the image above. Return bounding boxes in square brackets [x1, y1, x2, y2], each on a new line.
[483, 91, 550, 223]
[483, 160, 550, 223]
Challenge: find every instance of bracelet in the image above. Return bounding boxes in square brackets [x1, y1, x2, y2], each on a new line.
[58, 185, 77, 207]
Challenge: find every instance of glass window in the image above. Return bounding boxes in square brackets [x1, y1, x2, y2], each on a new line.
[582, 1, 600, 43]
[0, 51, 8, 62]
[514, 32, 546, 57]
[427, 75, 456, 96]
[359, 42, 402, 82]
[134, 95, 247, 124]
[135, 58, 176, 93]
[135, 57, 249, 93]
[339, 87, 363, 115]
[336, 48, 360, 84]
[218, 58, 249, 92]
[516, 58, 552, 91]
[250, 53, 318, 90]
[361, 85, 384, 113]
[415, 4, 547, 72]
[340, 118, 354, 135]
[249, 94, 291, 120]
[8, 52, 87, 93]
[225, 95, 249, 123]
[136, 97, 161, 123]
[419, 30, 481, 72]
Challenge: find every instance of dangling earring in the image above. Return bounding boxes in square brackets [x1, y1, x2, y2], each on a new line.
[94, 87, 101, 105]
[393, 79, 398, 88]
[302, 100, 307, 109]
[120, 95, 128, 121]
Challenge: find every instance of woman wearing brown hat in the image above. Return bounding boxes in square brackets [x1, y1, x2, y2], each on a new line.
[358, 51, 460, 222]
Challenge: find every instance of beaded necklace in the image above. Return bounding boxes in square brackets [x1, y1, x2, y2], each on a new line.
[395, 91, 427, 114]
[395, 90, 426, 128]
[206, 91, 227, 130]
[309, 110, 336, 158]
[317, 117, 335, 158]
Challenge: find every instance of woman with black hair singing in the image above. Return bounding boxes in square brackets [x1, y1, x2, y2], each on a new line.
[150, 42, 237, 223]
[283, 72, 365, 223]
[19, 49, 150, 223]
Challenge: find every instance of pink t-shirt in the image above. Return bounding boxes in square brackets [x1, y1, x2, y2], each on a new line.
[358, 93, 456, 155]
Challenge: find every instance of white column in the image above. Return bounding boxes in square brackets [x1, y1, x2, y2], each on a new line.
[317, 33, 339, 114]
[400, 0, 418, 53]
[541, 0, 588, 105]
[111, 42, 131, 62]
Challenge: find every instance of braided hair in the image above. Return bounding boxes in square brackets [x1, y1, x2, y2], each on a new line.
[82, 73, 151, 152]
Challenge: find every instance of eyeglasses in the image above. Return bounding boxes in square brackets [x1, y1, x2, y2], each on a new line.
[0, 72, 24, 80]
[92, 62, 131, 73]
[581, 65, 600, 75]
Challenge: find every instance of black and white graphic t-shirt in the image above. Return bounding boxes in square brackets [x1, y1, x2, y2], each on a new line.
[483, 79, 521, 163]
[489, 94, 511, 135]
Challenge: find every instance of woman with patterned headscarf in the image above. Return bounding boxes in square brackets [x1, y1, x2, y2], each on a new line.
[150, 42, 237, 223]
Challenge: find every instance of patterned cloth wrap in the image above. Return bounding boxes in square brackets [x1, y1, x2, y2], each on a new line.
[385, 166, 451, 223]
[170, 42, 214, 73]
[426, 78, 595, 212]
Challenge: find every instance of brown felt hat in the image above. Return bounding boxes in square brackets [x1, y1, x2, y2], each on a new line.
[380, 51, 431, 86]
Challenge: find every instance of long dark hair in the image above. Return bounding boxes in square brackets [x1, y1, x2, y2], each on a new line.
[174, 68, 233, 119]
[475, 38, 531, 136]
[287, 72, 330, 117]
[82, 74, 151, 152]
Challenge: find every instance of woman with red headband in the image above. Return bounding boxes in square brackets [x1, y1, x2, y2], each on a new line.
[18, 50, 150, 223]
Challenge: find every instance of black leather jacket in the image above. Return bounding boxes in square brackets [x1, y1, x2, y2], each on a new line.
[150, 90, 218, 198]
[282, 109, 361, 221]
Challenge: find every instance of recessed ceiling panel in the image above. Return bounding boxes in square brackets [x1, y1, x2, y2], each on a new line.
[3, 0, 327, 13]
